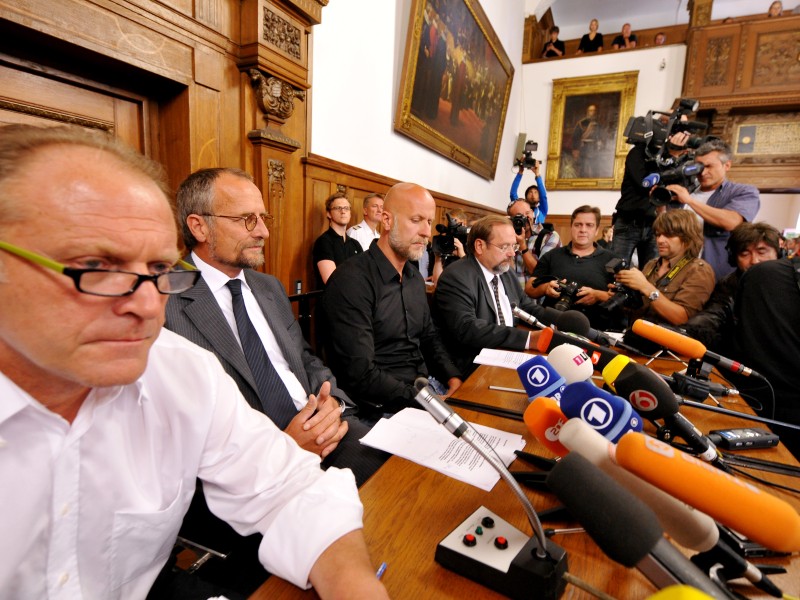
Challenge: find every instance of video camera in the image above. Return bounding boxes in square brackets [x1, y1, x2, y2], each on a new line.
[514, 140, 540, 169]
[623, 98, 708, 168]
[600, 257, 643, 312]
[643, 160, 705, 208]
[432, 215, 468, 258]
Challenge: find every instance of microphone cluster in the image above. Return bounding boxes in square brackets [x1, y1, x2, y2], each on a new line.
[512, 339, 795, 597]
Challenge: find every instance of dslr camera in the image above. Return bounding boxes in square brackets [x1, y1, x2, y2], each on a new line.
[553, 280, 580, 312]
[514, 140, 540, 169]
[600, 257, 643, 311]
[432, 215, 468, 259]
[511, 214, 529, 235]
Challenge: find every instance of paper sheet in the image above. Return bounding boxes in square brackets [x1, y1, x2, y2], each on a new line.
[359, 407, 526, 491]
[473, 348, 532, 370]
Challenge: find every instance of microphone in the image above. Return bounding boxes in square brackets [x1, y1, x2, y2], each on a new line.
[546, 453, 731, 597]
[615, 432, 800, 553]
[554, 311, 616, 347]
[631, 319, 762, 378]
[546, 344, 593, 384]
[642, 172, 661, 188]
[523, 397, 569, 457]
[558, 420, 783, 596]
[660, 372, 739, 400]
[413, 378, 569, 597]
[560, 381, 643, 443]
[602, 356, 724, 467]
[511, 303, 561, 329]
[516, 355, 566, 402]
[537, 327, 620, 371]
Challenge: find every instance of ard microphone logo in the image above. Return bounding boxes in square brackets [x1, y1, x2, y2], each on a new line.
[526, 365, 551, 388]
[580, 397, 614, 428]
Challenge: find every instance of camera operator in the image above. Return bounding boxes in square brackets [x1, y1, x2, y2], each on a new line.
[610, 127, 691, 268]
[431, 209, 468, 284]
[527, 205, 618, 328]
[666, 138, 760, 281]
[613, 210, 715, 326]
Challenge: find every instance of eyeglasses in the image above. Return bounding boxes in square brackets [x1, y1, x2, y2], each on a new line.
[329, 206, 351, 213]
[487, 241, 520, 253]
[201, 213, 273, 231]
[0, 240, 201, 297]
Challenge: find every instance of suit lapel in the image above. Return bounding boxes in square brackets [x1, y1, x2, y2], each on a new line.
[470, 257, 498, 321]
[179, 276, 258, 392]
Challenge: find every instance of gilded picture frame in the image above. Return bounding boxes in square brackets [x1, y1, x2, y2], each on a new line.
[545, 71, 639, 190]
[394, 0, 514, 180]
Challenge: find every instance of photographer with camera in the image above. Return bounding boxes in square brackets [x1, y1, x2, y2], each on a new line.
[613, 210, 715, 326]
[507, 198, 560, 287]
[665, 138, 760, 281]
[430, 209, 468, 284]
[610, 120, 693, 269]
[510, 148, 549, 225]
[527, 205, 618, 328]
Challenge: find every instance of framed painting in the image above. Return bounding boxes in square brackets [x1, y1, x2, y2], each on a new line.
[394, 0, 514, 180]
[545, 71, 639, 190]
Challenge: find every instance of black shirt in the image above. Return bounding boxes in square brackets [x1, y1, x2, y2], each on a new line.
[542, 39, 565, 58]
[614, 143, 658, 219]
[312, 227, 362, 289]
[578, 33, 604, 53]
[532, 242, 619, 328]
[321, 243, 461, 414]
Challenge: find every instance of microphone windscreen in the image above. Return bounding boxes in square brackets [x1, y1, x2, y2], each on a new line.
[538, 327, 619, 371]
[616, 432, 800, 553]
[601, 354, 632, 390]
[414, 377, 429, 392]
[560, 381, 643, 443]
[523, 397, 569, 457]
[606, 362, 680, 420]
[555, 310, 590, 337]
[646, 586, 716, 600]
[631, 320, 707, 360]
[547, 344, 593, 384]
[642, 172, 661, 188]
[546, 452, 663, 567]
[536, 327, 555, 353]
[537, 307, 563, 327]
[559, 419, 719, 552]
[516, 355, 565, 401]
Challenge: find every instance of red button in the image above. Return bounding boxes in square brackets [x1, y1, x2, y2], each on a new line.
[494, 536, 508, 549]
[463, 534, 477, 547]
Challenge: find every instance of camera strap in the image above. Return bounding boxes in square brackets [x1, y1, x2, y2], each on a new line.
[646, 255, 693, 288]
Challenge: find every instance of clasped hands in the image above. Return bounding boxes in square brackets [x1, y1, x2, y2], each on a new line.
[284, 381, 348, 459]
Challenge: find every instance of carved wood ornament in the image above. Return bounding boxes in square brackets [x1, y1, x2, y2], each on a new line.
[248, 68, 306, 128]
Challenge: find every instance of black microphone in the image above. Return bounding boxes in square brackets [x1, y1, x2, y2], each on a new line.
[554, 310, 616, 347]
[602, 357, 726, 468]
[546, 453, 735, 598]
[537, 327, 620, 371]
[413, 378, 569, 598]
[660, 372, 739, 400]
[510, 303, 561, 329]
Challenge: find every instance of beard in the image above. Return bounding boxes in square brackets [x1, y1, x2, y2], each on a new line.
[388, 220, 427, 262]
[208, 228, 265, 270]
[491, 259, 512, 275]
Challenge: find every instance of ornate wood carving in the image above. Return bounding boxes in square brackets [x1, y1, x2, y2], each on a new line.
[689, 0, 713, 27]
[752, 30, 800, 87]
[262, 6, 302, 60]
[0, 99, 114, 131]
[268, 158, 286, 207]
[703, 37, 733, 87]
[248, 68, 306, 129]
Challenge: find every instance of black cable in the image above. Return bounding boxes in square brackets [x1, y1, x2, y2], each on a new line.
[726, 464, 800, 496]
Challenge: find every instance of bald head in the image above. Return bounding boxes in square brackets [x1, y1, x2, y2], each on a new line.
[378, 182, 436, 269]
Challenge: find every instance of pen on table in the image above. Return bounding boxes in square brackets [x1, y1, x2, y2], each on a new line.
[376, 561, 387, 579]
[488, 385, 526, 394]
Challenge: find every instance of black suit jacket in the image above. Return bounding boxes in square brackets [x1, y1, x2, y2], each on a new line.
[164, 262, 353, 411]
[433, 255, 543, 377]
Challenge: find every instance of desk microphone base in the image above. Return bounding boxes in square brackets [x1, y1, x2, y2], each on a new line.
[435, 506, 568, 600]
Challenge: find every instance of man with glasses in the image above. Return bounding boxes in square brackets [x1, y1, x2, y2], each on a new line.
[312, 192, 362, 288]
[432, 216, 547, 377]
[165, 167, 388, 593]
[321, 182, 462, 417]
[0, 125, 387, 599]
[507, 197, 560, 287]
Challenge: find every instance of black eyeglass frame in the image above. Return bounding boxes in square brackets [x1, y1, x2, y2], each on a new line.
[200, 213, 274, 231]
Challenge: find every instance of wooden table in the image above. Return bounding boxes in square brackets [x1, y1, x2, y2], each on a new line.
[251, 360, 800, 599]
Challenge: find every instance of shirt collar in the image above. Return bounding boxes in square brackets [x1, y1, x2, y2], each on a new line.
[191, 252, 247, 293]
[368, 243, 417, 283]
[476, 258, 500, 284]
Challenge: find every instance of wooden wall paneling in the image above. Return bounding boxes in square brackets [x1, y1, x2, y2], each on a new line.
[738, 17, 800, 96]
[684, 24, 741, 98]
[158, 88, 193, 195]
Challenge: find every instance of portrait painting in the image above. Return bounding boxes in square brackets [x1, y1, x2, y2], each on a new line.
[394, 0, 514, 180]
[545, 72, 638, 190]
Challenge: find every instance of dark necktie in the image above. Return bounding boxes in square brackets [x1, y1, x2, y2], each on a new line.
[226, 279, 297, 429]
[491, 275, 506, 326]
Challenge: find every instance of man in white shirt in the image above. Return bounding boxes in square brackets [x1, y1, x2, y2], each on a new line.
[0, 124, 387, 599]
[347, 192, 384, 251]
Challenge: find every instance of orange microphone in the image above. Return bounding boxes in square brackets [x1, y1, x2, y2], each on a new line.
[523, 397, 569, 457]
[616, 432, 800, 553]
[630, 320, 761, 378]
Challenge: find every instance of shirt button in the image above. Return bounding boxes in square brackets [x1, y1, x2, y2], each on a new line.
[61, 504, 70, 516]
[59, 572, 69, 586]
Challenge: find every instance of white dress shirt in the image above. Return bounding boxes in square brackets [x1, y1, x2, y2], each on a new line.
[192, 253, 308, 408]
[346, 219, 380, 252]
[0, 329, 363, 598]
[477, 261, 530, 347]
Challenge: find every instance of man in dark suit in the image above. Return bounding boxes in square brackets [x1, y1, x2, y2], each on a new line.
[433, 215, 547, 377]
[164, 167, 388, 594]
